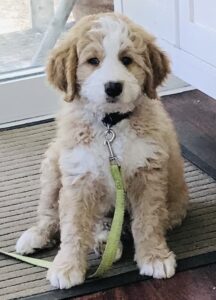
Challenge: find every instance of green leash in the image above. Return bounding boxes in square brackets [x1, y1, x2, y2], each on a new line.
[90, 163, 125, 277]
[0, 249, 52, 268]
[0, 126, 125, 278]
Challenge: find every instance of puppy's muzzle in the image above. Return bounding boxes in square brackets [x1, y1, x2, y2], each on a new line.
[105, 81, 123, 102]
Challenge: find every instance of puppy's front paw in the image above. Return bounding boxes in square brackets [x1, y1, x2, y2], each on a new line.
[139, 252, 176, 279]
[47, 252, 85, 289]
[16, 227, 49, 254]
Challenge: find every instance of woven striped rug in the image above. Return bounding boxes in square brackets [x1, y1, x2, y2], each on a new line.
[1, 121, 216, 300]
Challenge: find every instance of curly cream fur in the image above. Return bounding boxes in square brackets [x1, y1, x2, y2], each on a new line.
[16, 13, 188, 289]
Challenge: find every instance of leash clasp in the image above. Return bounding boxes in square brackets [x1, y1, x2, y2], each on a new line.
[104, 126, 119, 164]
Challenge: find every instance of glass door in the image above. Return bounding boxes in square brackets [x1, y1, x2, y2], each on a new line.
[0, 0, 114, 126]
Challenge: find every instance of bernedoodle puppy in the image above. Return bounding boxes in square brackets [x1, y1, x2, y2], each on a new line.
[16, 13, 188, 289]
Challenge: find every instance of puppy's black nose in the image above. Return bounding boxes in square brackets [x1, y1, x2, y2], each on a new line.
[105, 81, 123, 98]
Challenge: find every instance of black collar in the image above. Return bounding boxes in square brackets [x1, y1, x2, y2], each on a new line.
[102, 111, 132, 127]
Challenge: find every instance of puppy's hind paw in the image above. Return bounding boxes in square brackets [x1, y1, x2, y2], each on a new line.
[94, 226, 123, 262]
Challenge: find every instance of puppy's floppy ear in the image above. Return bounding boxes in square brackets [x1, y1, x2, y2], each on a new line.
[143, 43, 170, 99]
[46, 44, 77, 102]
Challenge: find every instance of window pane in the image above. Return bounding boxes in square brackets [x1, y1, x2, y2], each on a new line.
[0, 0, 113, 75]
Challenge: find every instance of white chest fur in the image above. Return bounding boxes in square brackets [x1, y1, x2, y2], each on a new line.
[59, 120, 160, 190]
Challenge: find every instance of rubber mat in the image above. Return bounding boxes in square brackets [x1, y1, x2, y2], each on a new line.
[1, 121, 216, 300]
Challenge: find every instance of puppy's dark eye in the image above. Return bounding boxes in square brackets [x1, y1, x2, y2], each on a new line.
[87, 57, 100, 66]
[121, 56, 133, 66]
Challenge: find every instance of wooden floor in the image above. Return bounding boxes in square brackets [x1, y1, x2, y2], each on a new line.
[75, 264, 216, 300]
[73, 90, 216, 300]
[163, 90, 216, 178]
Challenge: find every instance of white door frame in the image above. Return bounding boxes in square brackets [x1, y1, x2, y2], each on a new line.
[0, 67, 60, 127]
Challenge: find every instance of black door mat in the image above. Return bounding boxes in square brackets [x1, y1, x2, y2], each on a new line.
[1, 121, 216, 300]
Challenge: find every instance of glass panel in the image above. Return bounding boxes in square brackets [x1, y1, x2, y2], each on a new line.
[0, 0, 114, 76]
